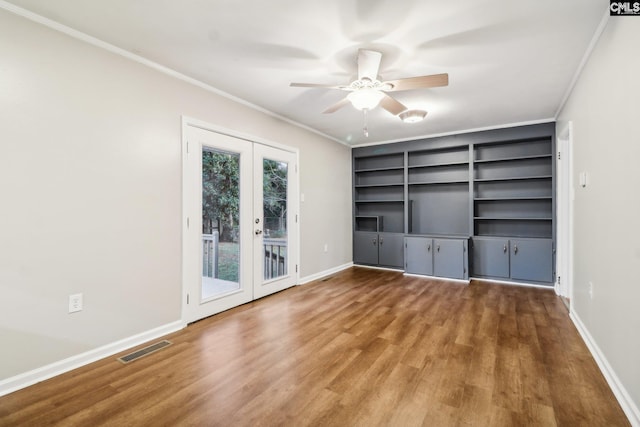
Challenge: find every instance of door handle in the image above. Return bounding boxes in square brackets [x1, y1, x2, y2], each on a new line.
[255, 229, 263, 235]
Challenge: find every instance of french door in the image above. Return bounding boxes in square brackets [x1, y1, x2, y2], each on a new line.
[253, 144, 297, 298]
[183, 125, 298, 323]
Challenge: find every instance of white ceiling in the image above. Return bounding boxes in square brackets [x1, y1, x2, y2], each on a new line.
[4, 0, 606, 146]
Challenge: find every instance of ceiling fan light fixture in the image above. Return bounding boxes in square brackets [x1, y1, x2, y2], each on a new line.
[399, 109, 427, 123]
[347, 89, 385, 110]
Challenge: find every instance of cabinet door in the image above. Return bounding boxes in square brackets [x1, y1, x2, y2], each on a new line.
[378, 233, 404, 268]
[405, 237, 433, 275]
[434, 239, 464, 279]
[510, 239, 553, 283]
[471, 238, 510, 278]
[353, 232, 379, 265]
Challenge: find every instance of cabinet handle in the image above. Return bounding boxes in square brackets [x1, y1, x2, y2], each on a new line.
[373, 239, 377, 245]
[503, 244, 507, 253]
[427, 244, 431, 252]
[437, 245, 440, 252]
[380, 238, 384, 245]
[514, 245, 518, 255]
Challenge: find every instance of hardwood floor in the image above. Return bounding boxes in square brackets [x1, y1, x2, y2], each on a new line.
[0, 267, 629, 426]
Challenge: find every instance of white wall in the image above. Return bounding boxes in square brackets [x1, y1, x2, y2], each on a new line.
[0, 9, 352, 381]
[557, 17, 640, 418]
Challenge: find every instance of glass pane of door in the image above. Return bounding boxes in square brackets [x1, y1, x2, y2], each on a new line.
[262, 158, 288, 281]
[201, 148, 241, 299]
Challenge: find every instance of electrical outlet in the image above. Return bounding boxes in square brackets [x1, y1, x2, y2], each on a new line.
[588, 282, 593, 299]
[69, 293, 83, 313]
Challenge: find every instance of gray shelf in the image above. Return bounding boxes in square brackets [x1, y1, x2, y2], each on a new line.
[354, 153, 404, 171]
[474, 217, 552, 221]
[474, 196, 552, 201]
[354, 166, 404, 173]
[355, 183, 404, 188]
[474, 175, 551, 182]
[474, 154, 552, 164]
[408, 180, 468, 186]
[355, 200, 404, 203]
[408, 146, 469, 168]
[407, 232, 470, 237]
[408, 160, 469, 169]
[355, 215, 382, 232]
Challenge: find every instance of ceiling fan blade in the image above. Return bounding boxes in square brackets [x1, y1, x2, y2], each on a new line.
[357, 49, 382, 81]
[290, 82, 344, 89]
[384, 73, 449, 91]
[379, 94, 407, 116]
[323, 97, 351, 114]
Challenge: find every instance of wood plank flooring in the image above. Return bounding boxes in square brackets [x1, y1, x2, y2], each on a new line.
[0, 267, 629, 426]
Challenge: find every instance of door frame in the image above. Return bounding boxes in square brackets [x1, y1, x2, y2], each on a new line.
[181, 116, 300, 323]
[556, 121, 574, 302]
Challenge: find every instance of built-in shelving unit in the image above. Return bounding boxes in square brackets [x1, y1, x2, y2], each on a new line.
[470, 136, 554, 283]
[352, 123, 556, 284]
[352, 153, 405, 268]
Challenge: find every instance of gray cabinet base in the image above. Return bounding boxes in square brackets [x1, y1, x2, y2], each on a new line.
[405, 236, 469, 280]
[471, 237, 553, 285]
[354, 232, 404, 268]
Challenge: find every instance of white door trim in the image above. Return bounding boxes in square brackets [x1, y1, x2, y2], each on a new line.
[556, 121, 574, 301]
[182, 116, 300, 155]
[181, 116, 300, 324]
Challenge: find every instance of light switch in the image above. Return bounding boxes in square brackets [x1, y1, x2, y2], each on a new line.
[579, 172, 588, 188]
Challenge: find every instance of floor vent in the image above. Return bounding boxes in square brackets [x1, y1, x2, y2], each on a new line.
[117, 340, 172, 364]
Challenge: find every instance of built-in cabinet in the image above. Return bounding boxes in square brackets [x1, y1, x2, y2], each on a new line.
[352, 123, 556, 285]
[405, 236, 469, 280]
[471, 237, 553, 283]
[354, 232, 404, 268]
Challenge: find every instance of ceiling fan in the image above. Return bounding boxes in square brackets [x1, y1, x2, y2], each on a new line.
[290, 49, 448, 123]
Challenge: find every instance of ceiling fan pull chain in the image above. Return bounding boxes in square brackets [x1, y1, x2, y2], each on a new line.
[363, 108, 369, 137]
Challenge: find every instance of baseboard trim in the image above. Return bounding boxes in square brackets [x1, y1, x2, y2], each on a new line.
[471, 277, 554, 290]
[352, 264, 404, 273]
[0, 320, 185, 397]
[298, 262, 353, 285]
[570, 311, 640, 426]
[403, 273, 470, 284]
